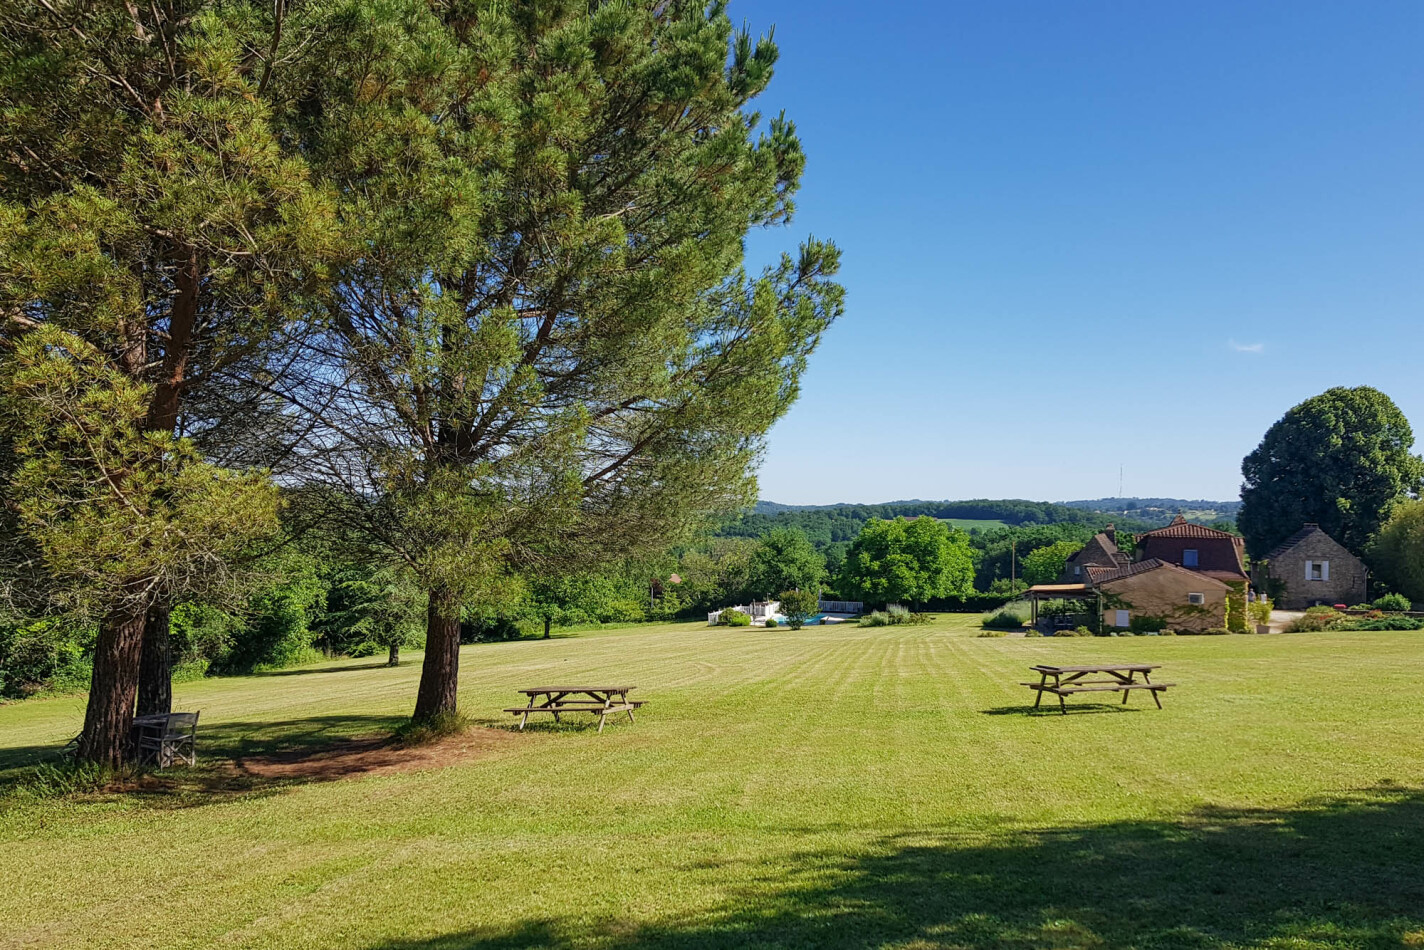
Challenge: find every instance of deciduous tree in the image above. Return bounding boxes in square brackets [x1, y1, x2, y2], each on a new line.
[840, 517, 974, 608]
[749, 528, 825, 598]
[1366, 500, 1424, 603]
[1239, 387, 1423, 559]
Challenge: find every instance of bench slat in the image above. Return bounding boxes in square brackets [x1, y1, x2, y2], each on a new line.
[1027, 683, 1174, 695]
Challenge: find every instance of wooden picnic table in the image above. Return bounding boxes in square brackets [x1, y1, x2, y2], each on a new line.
[1022, 664, 1173, 714]
[504, 686, 643, 733]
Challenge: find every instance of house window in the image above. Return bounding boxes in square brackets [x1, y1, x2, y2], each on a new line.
[1073, 565, 1081, 576]
[1187, 593, 1205, 605]
[1114, 609, 1130, 628]
[1306, 560, 1329, 581]
[1182, 549, 1199, 567]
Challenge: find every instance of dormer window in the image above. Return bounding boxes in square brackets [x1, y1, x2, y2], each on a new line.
[1182, 549, 1199, 567]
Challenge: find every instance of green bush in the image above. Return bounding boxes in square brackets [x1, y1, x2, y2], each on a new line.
[1052, 626, 1094, 637]
[765, 617, 780, 628]
[1024, 630, 1043, 637]
[1284, 607, 1341, 633]
[982, 608, 1027, 630]
[776, 588, 821, 629]
[1159, 629, 1177, 636]
[1129, 615, 1169, 634]
[1246, 597, 1273, 626]
[1372, 593, 1413, 612]
[1203, 627, 1231, 636]
[721, 609, 751, 627]
[976, 630, 1007, 638]
[1333, 616, 1424, 631]
[0, 619, 92, 699]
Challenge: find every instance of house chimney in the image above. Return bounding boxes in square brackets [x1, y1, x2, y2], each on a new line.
[1104, 523, 1116, 546]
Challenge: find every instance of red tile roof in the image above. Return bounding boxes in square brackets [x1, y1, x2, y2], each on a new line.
[1134, 515, 1238, 540]
[1086, 558, 1232, 589]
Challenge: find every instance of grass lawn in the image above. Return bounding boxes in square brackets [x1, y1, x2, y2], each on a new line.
[2, 616, 1423, 949]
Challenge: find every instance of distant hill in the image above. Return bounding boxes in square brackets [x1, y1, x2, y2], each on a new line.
[733, 497, 1237, 547]
[1061, 497, 1241, 522]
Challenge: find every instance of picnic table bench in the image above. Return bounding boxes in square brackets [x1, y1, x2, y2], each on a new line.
[504, 686, 643, 733]
[1022, 664, 1173, 714]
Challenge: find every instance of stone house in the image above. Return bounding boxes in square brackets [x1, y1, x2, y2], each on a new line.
[1253, 524, 1367, 609]
[1060, 525, 1131, 583]
[1086, 559, 1230, 633]
[1134, 517, 1248, 584]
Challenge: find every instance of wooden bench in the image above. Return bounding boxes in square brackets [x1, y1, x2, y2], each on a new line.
[1023, 664, 1171, 714]
[132, 712, 199, 767]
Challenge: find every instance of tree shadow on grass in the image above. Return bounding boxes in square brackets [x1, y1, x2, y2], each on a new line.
[368, 785, 1424, 950]
[0, 713, 520, 809]
[253, 661, 399, 677]
[981, 703, 1142, 716]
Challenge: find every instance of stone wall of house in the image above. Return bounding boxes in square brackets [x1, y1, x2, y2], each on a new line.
[1098, 568, 1227, 633]
[1264, 532, 1366, 609]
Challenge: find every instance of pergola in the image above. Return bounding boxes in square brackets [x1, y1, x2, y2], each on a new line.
[1022, 583, 1103, 627]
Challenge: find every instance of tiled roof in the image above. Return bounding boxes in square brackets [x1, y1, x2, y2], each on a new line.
[1266, 524, 1324, 561]
[1086, 558, 1232, 589]
[1085, 558, 1170, 584]
[1068, 532, 1121, 568]
[1135, 515, 1238, 540]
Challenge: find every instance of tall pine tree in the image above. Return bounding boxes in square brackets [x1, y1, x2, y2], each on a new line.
[0, 1, 337, 764]
[291, 0, 843, 724]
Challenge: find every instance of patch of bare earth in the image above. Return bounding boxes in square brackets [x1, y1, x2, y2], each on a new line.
[227, 727, 522, 782]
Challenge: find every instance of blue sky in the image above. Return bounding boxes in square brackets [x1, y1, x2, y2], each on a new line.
[741, 0, 1424, 505]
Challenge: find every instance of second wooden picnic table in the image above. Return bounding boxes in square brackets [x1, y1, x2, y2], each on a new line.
[504, 686, 642, 733]
[1023, 664, 1173, 714]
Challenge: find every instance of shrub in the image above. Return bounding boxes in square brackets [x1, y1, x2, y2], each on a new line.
[1024, 629, 1043, 637]
[1203, 627, 1231, 636]
[721, 609, 751, 627]
[1372, 593, 1413, 612]
[1129, 615, 1169, 634]
[1053, 626, 1094, 637]
[764, 617, 779, 628]
[0, 619, 92, 699]
[776, 589, 820, 629]
[1285, 607, 1341, 633]
[860, 605, 930, 627]
[1159, 629, 1177, 636]
[1332, 616, 1424, 631]
[982, 608, 1027, 630]
[976, 630, 1007, 638]
[1246, 597, 1273, 626]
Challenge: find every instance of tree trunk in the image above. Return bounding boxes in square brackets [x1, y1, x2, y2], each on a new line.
[388, 642, 400, 667]
[136, 603, 172, 718]
[75, 599, 148, 767]
[543, 616, 551, 639]
[412, 588, 461, 722]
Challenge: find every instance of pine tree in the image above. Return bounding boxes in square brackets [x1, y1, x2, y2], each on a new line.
[291, 1, 844, 724]
[0, 1, 338, 764]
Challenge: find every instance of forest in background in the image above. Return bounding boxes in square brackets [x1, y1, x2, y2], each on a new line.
[0, 495, 1235, 699]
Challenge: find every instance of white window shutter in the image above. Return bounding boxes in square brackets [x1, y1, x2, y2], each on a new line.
[1305, 560, 1313, 579]
[1322, 561, 1330, 581]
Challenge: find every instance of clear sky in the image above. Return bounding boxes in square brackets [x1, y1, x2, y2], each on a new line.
[740, 0, 1424, 505]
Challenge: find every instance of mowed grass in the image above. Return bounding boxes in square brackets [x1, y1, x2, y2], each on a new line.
[2, 617, 1424, 949]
